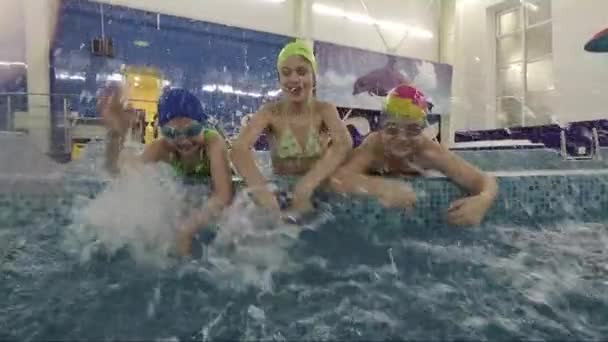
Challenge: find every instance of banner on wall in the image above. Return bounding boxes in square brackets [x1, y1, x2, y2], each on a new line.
[315, 42, 453, 115]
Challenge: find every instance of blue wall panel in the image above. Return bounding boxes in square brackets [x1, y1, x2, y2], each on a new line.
[50, 0, 291, 151]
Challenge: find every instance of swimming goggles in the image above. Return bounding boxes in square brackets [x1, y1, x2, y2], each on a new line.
[161, 122, 204, 139]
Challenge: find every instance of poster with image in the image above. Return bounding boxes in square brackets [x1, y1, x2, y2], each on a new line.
[315, 41, 453, 115]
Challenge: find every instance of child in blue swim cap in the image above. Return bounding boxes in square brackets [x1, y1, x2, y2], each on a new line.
[100, 86, 233, 256]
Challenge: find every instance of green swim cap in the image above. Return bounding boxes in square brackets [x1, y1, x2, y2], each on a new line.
[277, 39, 317, 73]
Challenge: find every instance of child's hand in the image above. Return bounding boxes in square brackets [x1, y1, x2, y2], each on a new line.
[446, 194, 493, 226]
[250, 188, 281, 218]
[378, 181, 416, 209]
[286, 192, 314, 215]
[98, 84, 133, 135]
[176, 228, 195, 257]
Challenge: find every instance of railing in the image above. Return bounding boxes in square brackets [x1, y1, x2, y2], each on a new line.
[1, 92, 604, 163]
[559, 127, 602, 161]
[0, 92, 238, 160]
[0, 92, 161, 159]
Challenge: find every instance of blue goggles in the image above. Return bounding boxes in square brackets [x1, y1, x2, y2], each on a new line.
[160, 122, 204, 139]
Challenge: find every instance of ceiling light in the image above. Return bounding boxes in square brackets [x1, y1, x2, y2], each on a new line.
[202, 84, 281, 98]
[0, 61, 27, 67]
[312, 3, 433, 39]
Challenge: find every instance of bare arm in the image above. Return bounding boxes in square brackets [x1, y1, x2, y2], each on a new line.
[329, 133, 380, 193]
[230, 106, 271, 188]
[181, 135, 233, 235]
[229, 106, 279, 210]
[417, 139, 497, 199]
[293, 103, 353, 196]
[98, 85, 159, 174]
[104, 130, 125, 174]
[200, 135, 233, 217]
[329, 134, 416, 208]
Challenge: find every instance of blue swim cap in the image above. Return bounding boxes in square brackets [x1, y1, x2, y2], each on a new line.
[157, 88, 206, 127]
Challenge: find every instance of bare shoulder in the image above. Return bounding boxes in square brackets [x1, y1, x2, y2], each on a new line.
[416, 135, 444, 155]
[414, 135, 451, 167]
[313, 100, 338, 115]
[254, 101, 281, 125]
[258, 101, 280, 116]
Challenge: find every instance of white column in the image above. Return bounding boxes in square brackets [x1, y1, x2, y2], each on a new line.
[293, 0, 313, 44]
[439, 0, 456, 147]
[23, 0, 59, 154]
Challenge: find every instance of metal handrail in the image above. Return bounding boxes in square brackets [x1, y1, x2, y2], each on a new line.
[560, 127, 602, 161]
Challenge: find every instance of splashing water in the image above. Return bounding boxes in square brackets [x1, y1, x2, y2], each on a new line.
[63, 153, 333, 291]
[182, 187, 333, 292]
[397, 221, 608, 339]
[63, 163, 184, 268]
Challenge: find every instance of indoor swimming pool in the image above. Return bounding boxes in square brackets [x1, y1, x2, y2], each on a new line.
[2, 141, 608, 341]
[2, 0, 608, 339]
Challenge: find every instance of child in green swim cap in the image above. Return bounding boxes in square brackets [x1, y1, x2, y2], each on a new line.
[231, 40, 352, 217]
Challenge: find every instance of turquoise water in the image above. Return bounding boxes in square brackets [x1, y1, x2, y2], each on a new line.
[2, 163, 608, 340]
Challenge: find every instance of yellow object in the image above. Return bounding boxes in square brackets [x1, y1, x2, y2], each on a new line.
[71, 143, 86, 160]
[277, 39, 317, 73]
[123, 66, 162, 144]
[385, 96, 426, 124]
[71, 138, 90, 160]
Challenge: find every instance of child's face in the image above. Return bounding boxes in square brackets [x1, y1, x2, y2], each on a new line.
[161, 117, 204, 157]
[279, 55, 314, 104]
[380, 117, 424, 156]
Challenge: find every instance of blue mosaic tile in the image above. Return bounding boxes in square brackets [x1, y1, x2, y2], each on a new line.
[1, 173, 607, 231]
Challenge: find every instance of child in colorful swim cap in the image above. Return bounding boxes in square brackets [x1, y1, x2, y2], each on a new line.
[100, 86, 232, 255]
[330, 84, 497, 226]
[231, 39, 352, 217]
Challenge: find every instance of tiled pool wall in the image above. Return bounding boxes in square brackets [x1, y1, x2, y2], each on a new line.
[2, 171, 607, 231]
[253, 148, 608, 172]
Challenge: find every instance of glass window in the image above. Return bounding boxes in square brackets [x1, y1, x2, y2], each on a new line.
[497, 34, 523, 67]
[498, 97, 523, 127]
[526, 24, 552, 60]
[498, 9, 520, 36]
[526, 0, 551, 26]
[495, 1, 552, 128]
[526, 58, 553, 92]
[498, 64, 523, 96]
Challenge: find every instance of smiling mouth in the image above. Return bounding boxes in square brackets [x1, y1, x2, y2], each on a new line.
[286, 86, 302, 95]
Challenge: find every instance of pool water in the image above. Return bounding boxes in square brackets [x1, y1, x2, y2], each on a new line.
[2, 168, 608, 341]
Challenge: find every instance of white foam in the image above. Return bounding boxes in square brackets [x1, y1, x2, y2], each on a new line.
[64, 163, 184, 268]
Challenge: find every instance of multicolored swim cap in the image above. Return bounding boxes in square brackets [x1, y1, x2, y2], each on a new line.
[384, 84, 428, 123]
[277, 39, 317, 73]
[157, 88, 206, 127]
